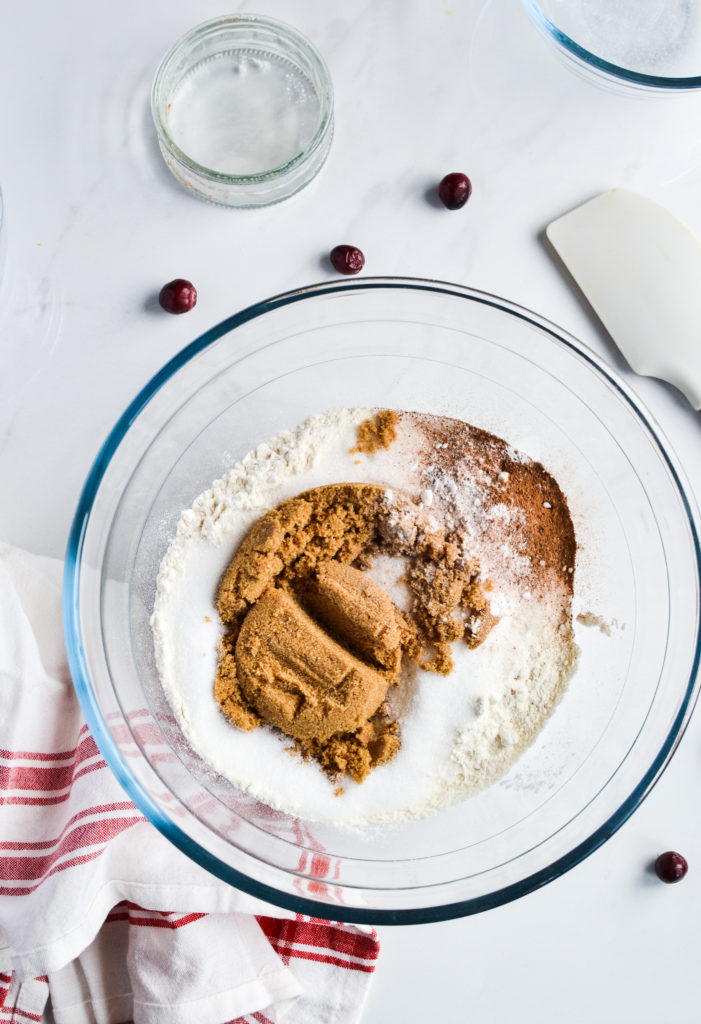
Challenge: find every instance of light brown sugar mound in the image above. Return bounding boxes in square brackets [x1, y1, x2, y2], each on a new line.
[350, 409, 399, 454]
[214, 480, 495, 784]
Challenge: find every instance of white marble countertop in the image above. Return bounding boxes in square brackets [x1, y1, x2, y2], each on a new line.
[1, 2, 700, 1021]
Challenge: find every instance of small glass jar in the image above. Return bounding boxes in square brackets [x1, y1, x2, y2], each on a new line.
[151, 15, 334, 208]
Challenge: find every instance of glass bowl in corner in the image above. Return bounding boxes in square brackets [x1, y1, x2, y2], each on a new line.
[64, 278, 701, 924]
[522, 0, 701, 92]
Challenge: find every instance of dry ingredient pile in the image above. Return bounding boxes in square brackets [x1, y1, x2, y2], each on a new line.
[214, 480, 497, 786]
[152, 408, 580, 825]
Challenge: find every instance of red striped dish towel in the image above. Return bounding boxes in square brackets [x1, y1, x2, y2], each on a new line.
[0, 544, 379, 1024]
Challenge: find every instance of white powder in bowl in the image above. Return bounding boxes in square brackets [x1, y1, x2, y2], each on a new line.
[151, 408, 580, 825]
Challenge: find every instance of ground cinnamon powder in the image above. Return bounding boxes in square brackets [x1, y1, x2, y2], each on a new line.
[411, 412, 576, 590]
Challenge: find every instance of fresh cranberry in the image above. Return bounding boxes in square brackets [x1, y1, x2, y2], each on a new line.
[329, 245, 365, 275]
[438, 172, 472, 210]
[654, 851, 688, 883]
[159, 278, 197, 314]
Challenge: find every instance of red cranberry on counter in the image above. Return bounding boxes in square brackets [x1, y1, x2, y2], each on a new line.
[329, 244, 365, 275]
[159, 278, 197, 314]
[654, 851, 688, 883]
[438, 172, 472, 210]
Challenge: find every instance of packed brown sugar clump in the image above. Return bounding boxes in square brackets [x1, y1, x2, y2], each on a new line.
[350, 409, 398, 455]
[214, 480, 495, 785]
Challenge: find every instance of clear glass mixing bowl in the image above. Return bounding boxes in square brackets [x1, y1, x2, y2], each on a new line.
[64, 279, 701, 924]
[522, 0, 701, 92]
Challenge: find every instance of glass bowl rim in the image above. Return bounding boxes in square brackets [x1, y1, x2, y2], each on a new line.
[63, 276, 701, 925]
[521, 0, 701, 91]
[150, 13, 335, 186]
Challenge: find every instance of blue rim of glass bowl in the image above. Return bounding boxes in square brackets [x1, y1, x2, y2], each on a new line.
[63, 277, 701, 925]
[521, 0, 701, 91]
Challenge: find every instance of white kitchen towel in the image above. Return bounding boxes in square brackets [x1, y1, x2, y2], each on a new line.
[0, 544, 379, 1023]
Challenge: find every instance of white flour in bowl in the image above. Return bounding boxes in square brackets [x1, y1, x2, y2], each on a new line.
[151, 408, 580, 824]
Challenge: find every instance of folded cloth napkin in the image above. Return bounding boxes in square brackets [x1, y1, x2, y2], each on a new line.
[0, 544, 379, 1024]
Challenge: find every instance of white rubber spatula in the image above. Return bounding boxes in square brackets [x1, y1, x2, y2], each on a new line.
[546, 189, 701, 410]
